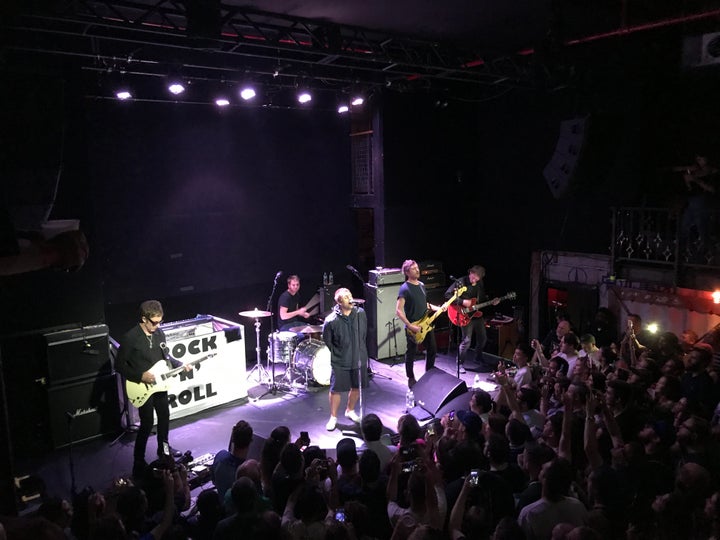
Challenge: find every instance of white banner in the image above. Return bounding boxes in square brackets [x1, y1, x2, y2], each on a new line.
[163, 320, 246, 421]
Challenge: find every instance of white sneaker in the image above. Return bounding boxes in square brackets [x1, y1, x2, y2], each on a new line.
[326, 416, 337, 430]
[345, 410, 361, 424]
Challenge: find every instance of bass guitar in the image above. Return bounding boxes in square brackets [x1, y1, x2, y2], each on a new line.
[126, 354, 215, 407]
[407, 286, 467, 344]
[447, 291, 517, 327]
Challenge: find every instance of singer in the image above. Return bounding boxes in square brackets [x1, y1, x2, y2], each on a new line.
[322, 287, 368, 430]
[115, 300, 188, 478]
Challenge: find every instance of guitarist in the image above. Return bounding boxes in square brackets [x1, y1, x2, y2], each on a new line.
[445, 265, 499, 373]
[116, 300, 188, 478]
[395, 259, 445, 388]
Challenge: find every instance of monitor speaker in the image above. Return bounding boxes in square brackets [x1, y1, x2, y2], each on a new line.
[412, 367, 467, 416]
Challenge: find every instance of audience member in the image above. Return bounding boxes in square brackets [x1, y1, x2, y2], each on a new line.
[212, 420, 253, 501]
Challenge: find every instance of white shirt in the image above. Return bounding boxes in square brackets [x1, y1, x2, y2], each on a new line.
[514, 365, 532, 388]
[518, 496, 588, 540]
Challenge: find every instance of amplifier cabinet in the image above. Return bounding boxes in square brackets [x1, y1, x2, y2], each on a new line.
[48, 374, 120, 449]
[369, 268, 404, 286]
[44, 324, 111, 384]
[365, 283, 407, 360]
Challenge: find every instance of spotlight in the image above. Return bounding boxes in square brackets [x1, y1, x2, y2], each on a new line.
[115, 89, 132, 100]
[712, 290, 720, 304]
[239, 86, 256, 101]
[351, 96, 364, 107]
[167, 79, 186, 95]
[337, 104, 349, 114]
[297, 90, 312, 104]
[647, 322, 659, 334]
[215, 97, 230, 107]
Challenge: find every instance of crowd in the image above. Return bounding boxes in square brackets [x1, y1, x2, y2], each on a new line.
[3, 312, 720, 540]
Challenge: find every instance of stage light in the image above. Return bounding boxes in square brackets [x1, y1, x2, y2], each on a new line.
[297, 90, 312, 104]
[337, 104, 349, 114]
[647, 322, 659, 334]
[115, 89, 132, 100]
[713, 290, 720, 304]
[215, 97, 230, 107]
[351, 96, 364, 106]
[239, 86, 256, 101]
[168, 81, 185, 95]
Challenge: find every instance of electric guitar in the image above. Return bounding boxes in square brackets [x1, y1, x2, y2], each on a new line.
[447, 291, 517, 327]
[406, 286, 466, 344]
[126, 354, 215, 407]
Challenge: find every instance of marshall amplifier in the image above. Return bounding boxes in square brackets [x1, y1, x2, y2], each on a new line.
[48, 374, 120, 448]
[44, 324, 111, 385]
[369, 268, 404, 286]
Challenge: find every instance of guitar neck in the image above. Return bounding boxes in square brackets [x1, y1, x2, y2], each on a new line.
[161, 354, 211, 380]
[429, 287, 466, 324]
[463, 292, 516, 314]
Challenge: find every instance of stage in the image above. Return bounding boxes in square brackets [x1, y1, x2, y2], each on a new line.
[12, 350, 490, 510]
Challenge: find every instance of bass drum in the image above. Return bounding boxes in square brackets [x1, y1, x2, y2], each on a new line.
[293, 339, 331, 386]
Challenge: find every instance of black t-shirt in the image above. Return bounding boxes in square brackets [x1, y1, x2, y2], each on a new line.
[398, 281, 427, 323]
[277, 290, 303, 328]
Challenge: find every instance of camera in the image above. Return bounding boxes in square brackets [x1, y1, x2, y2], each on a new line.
[469, 469, 479, 486]
[426, 423, 435, 436]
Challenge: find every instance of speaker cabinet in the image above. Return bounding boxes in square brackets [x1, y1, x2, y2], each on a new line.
[45, 324, 111, 384]
[366, 283, 407, 360]
[435, 390, 474, 419]
[543, 117, 588, 199]
[48, 375, 120, 449]
[412, 367, 467, 417]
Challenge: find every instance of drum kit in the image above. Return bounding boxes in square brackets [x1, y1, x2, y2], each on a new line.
[238, 308, 331, 393]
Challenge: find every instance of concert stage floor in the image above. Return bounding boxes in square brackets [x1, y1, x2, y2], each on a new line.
[13, 350, 486, 509]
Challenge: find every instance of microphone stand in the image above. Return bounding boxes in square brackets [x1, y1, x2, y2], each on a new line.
[258, 274, 284, 399]
[452, 278, 464, 379]
[347, 266, 391, 381]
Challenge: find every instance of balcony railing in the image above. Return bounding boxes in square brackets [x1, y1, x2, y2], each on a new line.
[611, 206, 720, 284]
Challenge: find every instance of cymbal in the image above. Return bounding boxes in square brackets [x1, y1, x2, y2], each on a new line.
[238, 308, 272, 318]
[289, 324, 323, 334]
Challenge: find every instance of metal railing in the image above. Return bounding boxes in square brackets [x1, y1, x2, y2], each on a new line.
[611, 206, 720, 284]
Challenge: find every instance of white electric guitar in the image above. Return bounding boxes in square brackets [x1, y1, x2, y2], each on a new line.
[126, 354, 215, 407]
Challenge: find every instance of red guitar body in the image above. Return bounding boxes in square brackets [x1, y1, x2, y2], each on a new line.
[447, 304, 481, 327]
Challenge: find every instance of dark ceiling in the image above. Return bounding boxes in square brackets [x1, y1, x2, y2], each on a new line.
[3, 1, 720, 105]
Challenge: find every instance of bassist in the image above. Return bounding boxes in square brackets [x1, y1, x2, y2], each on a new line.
[445, 265, 499, 373]
[396, 259, 445, 389]
[116, 300, 188, 477]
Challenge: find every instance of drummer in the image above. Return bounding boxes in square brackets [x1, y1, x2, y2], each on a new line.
[322, 287, 368, 431]
[278, 274, 311, 331]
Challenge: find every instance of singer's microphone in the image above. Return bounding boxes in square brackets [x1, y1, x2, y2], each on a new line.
[346, 265, 359, 274]
[275, 270, 283, 279]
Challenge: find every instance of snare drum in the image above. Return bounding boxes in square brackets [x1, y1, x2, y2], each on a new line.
[293, 339, 332, 386]
[268, 331, 300, 364]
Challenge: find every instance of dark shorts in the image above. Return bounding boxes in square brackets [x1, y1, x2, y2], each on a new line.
[330, 367, 359, 393]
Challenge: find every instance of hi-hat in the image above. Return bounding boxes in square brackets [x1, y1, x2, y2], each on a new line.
[239, 308, 272, 318]
[289, 324, 323, 334]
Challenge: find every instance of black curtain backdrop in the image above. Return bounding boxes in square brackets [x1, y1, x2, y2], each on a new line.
[87, 102, 353, 309]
